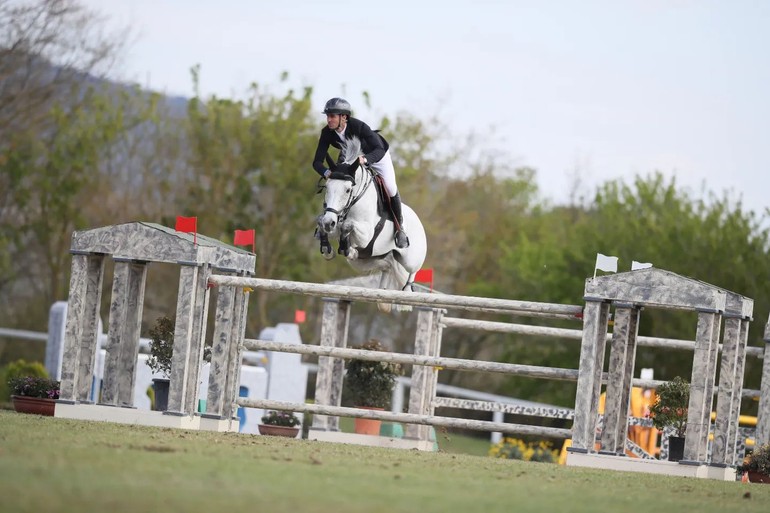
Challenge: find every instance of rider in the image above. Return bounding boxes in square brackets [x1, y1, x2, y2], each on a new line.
[312, 97, 409, 258]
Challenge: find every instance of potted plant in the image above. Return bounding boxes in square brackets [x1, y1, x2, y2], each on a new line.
[146, 316, 212, 412]
[738, 443, 770, 484]
[345, 339, 401, 435]
[648, 376, 689, 462]
[146, 316, 175, 411]
[8, 375, 60, 416]
[258, 410, 301, 438]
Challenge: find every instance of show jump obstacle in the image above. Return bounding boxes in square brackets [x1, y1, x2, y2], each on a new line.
[56, 222, 255, 430]
[55, 223, 770, 481]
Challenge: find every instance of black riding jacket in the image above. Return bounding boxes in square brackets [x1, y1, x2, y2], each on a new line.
[312, 117, 389, 177]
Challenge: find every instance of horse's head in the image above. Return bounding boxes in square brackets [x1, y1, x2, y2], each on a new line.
[319, 137, 363, 235]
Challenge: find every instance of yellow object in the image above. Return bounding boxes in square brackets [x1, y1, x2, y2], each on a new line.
[596, 387, 658, 457]
[709, 411, 757, 427]
[558, 439, 572, 465]
[562, 388, 757, 464]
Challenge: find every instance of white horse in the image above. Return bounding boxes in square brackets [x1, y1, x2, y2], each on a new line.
[318, 136, 427, 296]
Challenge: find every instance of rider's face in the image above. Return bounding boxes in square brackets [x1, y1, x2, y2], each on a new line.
[327, 113, 346, 131]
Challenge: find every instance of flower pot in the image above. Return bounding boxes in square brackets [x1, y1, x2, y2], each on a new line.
[354, 406, 384, 435]
[747, 471, 770, 484]
[668, 436, 685, 462]
[258, 424, 300, 438]
[11, 395, 56, 416]
[152, 378, 170, 411]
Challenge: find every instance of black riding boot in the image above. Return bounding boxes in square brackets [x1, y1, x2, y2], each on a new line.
[390, 193, 410, 249]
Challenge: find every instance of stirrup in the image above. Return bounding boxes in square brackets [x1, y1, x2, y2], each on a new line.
[394, 230, 409, 249]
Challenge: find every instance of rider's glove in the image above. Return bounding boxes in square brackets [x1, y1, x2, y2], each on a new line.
[323, 169, 331, 178]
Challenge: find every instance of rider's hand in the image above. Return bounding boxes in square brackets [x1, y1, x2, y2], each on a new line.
[324, 169, 331, 178]
[358, 156, 367, 166]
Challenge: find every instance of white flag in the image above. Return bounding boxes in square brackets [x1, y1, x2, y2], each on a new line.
[594, 253, 618, 278]
[631, 261, 653, 271]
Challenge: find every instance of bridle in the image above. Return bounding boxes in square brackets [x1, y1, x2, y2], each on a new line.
[323, 163, 374, 224]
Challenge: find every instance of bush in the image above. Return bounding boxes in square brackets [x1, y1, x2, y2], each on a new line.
[146, 316, 211, 379]
[529, 441, 559, 463]
[489, 437, 527, 460]
[648, 376, 689, 437]
[0, 360, 49, 402]
[345, 340, 401, 408]
[489, 437, 559, 463]
[147, 316, 175, 378]
[738, 443, 770, 475]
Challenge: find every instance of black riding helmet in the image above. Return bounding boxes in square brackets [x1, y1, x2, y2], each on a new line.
[323, 97, 351, 116]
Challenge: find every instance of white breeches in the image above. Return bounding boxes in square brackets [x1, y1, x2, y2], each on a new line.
[370, 150, 398, 197]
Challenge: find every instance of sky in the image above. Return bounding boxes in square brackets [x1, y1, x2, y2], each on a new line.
[82, 0, 770, 215]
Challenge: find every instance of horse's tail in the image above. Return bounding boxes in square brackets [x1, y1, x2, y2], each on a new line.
[380, 258, 410, 291]
[377, 255, 413, 313]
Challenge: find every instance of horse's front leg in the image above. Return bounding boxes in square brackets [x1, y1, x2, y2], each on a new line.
[338, 222, 359, 260]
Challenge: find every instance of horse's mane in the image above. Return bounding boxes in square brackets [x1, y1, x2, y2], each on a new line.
[339, 136, 363, 164]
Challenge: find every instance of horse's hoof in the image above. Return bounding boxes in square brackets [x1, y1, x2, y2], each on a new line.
[377, 302, 393, 314]
[321, 246, 335, 260]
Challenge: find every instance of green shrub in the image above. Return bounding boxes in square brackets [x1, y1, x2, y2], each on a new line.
[345, 340, 401, 408]
[147, 316, 175, 378]
[738, 443, 770, 475]
[489, 437, 559, 463]
[0, 360, 49, 402]
[489, 437, 527, 460]
[649, 376, 689, 437]
[529, 441, 558, 463]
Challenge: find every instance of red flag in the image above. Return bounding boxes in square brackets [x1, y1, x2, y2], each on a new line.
[234, 229, 255, 253]
[414, 268, 434, 291]
[175, 216, 197, 245]
[294, 310, 306, 324]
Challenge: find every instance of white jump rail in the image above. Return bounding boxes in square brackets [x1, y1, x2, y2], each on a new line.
[244, 339, 580, 381]
[442, 316, 765, 358]
[208, 275, 583, 318]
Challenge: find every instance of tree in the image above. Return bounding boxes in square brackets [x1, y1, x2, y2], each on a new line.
[490, 172, 770, 406]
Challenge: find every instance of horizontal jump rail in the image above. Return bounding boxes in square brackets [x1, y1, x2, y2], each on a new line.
[432, 397, 656, 428]
[244, 339, 580, 381]
[433, 397, 575, 418]
[237, 398, 572, 439]
[441, 317, 765, 358]
[209, 275, 583, 317]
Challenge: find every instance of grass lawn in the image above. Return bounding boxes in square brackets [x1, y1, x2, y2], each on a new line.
[0, 410, 767, 513]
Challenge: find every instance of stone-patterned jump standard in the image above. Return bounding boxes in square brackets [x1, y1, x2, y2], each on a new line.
[56, 222, 255, 430]
[567, 268, 754, 480]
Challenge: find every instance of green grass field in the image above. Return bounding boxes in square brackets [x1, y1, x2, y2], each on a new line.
[1, 410, 767, 513]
